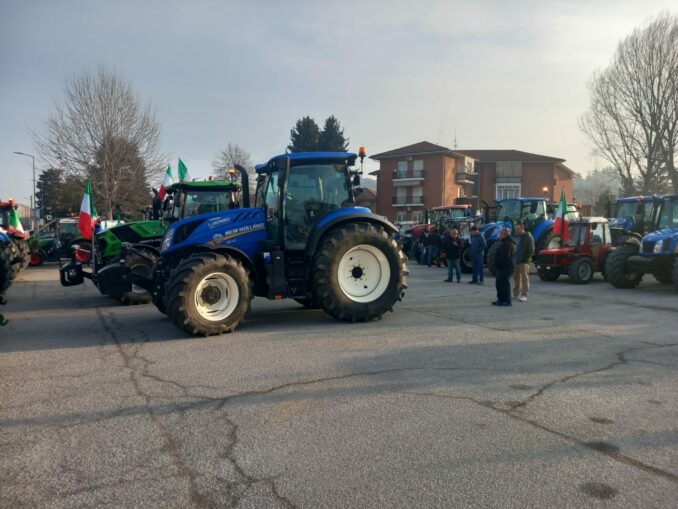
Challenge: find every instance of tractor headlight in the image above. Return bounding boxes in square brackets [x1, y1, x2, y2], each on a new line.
[161, 227, 175, 251]
[653, 242, 663, 254]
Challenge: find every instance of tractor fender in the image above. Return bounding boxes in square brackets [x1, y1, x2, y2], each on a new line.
[162, 244, 262, 289]
[532, 220, 553, 245]
[305, 211, 398, 257]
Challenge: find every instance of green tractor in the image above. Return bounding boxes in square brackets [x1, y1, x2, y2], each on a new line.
[60, 175, 245, 305]
[0, 200, 30, 278]
[28, 218, 80, 265]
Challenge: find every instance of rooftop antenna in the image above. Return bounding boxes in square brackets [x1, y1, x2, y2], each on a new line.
[453, 129, 457, 150]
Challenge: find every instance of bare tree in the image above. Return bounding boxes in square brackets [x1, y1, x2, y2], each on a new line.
[580, 13, 678, 195]
[33, 66, 165, 219]
[212, 143, 256, 193]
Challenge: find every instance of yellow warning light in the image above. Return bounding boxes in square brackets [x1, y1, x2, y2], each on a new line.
[358, 146, 366, 157]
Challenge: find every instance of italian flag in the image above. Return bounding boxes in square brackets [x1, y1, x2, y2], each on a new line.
[553, 189, 569, 242]
[158, 165, 173, 200]
[8, 203, 24, 233]
[178, 158, 193, 182]
[78, 180, 97, 240]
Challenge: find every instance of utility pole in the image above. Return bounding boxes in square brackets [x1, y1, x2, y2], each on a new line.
[13, 151, 36, 228]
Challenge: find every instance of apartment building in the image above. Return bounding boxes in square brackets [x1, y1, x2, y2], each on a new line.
[370, 141, 575, 222]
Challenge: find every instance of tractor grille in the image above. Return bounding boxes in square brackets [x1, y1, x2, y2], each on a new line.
[536, 253, 556, 265]
[642, 241, 655, 254]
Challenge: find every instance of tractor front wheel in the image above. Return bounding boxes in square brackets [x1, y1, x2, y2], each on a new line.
[568, 258, 593, 284]
[112, 252, 157, 305]
[606, 245, 642, 289]
[460, 246, 473, 273]
[537, 267, 560, 281]
[167, 252, 252, 335]
[672, 258, 678, 291]
[652, 268, 673, 285]
[0, 250, 11, 295]
[313, 222, 408, 323]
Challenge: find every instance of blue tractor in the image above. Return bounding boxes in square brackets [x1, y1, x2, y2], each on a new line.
[483, 198, 559, 274]
[97, 151, 409, 335]
[608, 195, 663, 246]
[606, 194, 678, 289]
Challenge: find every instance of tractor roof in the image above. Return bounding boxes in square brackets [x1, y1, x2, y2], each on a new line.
[617, 195, 660, 202]
[431, 204, 472, 211]
[256, 152, 358, 173]
[573, 217, 609, 224]
[167, 180, 240, 191]
[497, 197, 546, 203]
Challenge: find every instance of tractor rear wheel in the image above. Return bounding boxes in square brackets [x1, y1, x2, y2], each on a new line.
[606, 245, 642, 289]
[17, 240, 30, 271]
[313, 222, 407, 323]
[167, 252, 252, 335]
[537, 267, 560, 281]
[673, 258, 678, 291]
[568, 258, 593, 284]
[486, 242, 499, 276]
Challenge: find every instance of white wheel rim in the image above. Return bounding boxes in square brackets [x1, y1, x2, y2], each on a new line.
[337, 244, 391, 303]
[578, 262, 592, 280]
[194, 272, 239, 321]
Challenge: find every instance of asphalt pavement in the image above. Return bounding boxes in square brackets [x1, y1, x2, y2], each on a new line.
[1, 262, 677, 508]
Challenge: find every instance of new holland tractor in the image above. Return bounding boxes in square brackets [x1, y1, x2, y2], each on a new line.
[0, 230, 11, 325]
[0, 200, 30, 277]
[608, 195, 663, 246]
[95, 151, 409, 335]
[60, 175, 244, 305]
[483, 197, 562, 274]
[606, 194, 678, 290]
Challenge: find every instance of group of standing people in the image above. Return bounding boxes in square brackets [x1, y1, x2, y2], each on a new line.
[419, 223, 535, 307]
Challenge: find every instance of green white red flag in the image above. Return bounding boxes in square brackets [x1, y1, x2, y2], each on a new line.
[8, 202, 24, 233]
[158, 165, 173, 200]
[78, 180, 96, 239]
[553, 190, 569, 242]
[178, 159, 193, 182]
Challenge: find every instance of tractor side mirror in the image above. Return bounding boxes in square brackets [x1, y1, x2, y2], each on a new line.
[352, 175, 360, 187]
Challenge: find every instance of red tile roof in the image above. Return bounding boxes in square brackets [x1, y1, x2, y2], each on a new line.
[456, 149, 565, 163]
[370, 141, 452, 159]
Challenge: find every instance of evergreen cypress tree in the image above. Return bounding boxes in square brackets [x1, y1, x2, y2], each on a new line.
[287, 116, 321, 152]
[318, 115, 349, 151]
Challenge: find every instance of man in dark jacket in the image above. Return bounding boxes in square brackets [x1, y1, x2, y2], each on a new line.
[493, 228, 515, 306]
[443, 228, 463, 282]
[512, 222, 535, 302]
[426, 227, 442, 267]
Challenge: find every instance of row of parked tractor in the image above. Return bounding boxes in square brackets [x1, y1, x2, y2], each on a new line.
[401, 194, 678, 289]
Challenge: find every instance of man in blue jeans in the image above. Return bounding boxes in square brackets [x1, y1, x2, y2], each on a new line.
[443, 228, 463, 282]
[468, 225, 487, 284]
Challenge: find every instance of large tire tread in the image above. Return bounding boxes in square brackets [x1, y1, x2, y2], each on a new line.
[606, 245, 642, 289]
[167, 252, 252, 336]
[313, 222, 407, 323]
[568, 257, 593, 284]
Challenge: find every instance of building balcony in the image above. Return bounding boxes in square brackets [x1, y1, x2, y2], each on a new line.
[393, 169, 425, 181]
[455, 171, 475, 185]
[391, 196, 424, 207]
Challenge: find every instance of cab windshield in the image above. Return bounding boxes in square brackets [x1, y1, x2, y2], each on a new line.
[568, 224, 587, 246]
[496, 200, 546, 222]
[171, 188, 241, 220]
[657, 199, 678, 229]
[615, 201, 640, 219]
[431, 208, 467, 223]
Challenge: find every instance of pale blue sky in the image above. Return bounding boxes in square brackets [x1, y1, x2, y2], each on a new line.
[1, 0, 675, 207]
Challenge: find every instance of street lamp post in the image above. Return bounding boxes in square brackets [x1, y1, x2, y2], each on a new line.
[13, 151, 36, 228]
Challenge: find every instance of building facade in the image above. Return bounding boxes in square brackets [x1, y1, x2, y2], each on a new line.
[370, 142, 575, 222]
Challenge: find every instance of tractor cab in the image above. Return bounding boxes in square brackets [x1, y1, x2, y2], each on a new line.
[164, 180, 244, 223]
[255, 152, 360, 252]
[535, 217, 612, 284]
[609, 195, 662, 244]
[495, 198, 547, 232]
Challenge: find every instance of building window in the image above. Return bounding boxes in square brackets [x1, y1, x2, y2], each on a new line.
[412, 211, 423, 223]
[395, 161, 408, 178]
[412, 186, 423, 204]
[396, 186, 407, 203]
[496, 161, 522, 177]
[413, 160, 424, 177]
[496, 183, 521, 200]
[396, 212, 406, 222]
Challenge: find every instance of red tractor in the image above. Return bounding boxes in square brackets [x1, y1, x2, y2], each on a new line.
[535, 217, 613, 284]
[406, 204, 473, 263]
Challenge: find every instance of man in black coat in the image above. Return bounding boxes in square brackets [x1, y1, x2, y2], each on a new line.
[493, 228, 515, 306]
